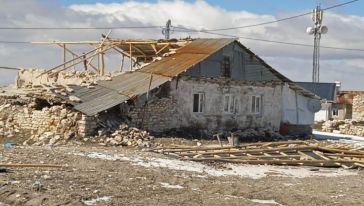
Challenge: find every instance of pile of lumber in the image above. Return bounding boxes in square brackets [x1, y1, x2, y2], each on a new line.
[152, 140, 364, 169]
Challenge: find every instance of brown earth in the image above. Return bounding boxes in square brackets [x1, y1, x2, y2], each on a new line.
[0, 138, 364, 206]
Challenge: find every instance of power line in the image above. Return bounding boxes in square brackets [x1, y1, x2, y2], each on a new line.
[174, 29, 364, 52]
[0, 25, 162, 30]
[0, 40, 33, 44]
[173, 0, 358, 32]
[1, 33, 364, 52]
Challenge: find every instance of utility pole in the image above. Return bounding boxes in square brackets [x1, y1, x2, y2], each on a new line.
[162, 19, 172, 39]
[306, 5, 328, 83]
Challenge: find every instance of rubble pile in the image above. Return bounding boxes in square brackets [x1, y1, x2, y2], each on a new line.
[229, 127, 286, 142]
[88, 123, 154, 147]
[0, 98, 83, 146]
[353, 95, 364, 120]
[17, 69, 115, 88]
[322, 119, 364, 137]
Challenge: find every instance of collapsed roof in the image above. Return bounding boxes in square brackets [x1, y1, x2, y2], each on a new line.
[12, 38, 318, 116]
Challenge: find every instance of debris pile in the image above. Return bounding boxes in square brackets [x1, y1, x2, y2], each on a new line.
[321, 119, 364, 137]
[230, 128, 285, 141]
[17, 69, 114, 88]
[353, 94, 364, 120]
[152, 140, 364, 169]
[89, 123, 154, 147]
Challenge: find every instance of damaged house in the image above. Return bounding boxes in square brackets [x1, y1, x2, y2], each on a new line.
[5, 38, 320, 138]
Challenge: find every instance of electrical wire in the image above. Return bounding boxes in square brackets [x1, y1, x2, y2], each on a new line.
[172, 0, 359, 32]
[174, 29, 364, 52]
[0, 26, 162, 30]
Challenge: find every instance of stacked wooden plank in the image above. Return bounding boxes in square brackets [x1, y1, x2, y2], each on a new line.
[152, 140, 364, 169]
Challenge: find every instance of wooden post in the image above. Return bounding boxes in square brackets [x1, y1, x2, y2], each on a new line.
[129, 43, 132, 71]
[82, 53, 88, 71]
[63, 44, 66, 70]
[120, 54, 125, 72]
[98, 47, 105, 76]
[72, 54, 76, 71]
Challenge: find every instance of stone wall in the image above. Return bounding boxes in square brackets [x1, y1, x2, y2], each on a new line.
[322, 119, 364, 137]
[0, 98, 97, 140]
[353, 95, 364, 120]
[126, 77, 287, 135]
[128, 97, 178, 133]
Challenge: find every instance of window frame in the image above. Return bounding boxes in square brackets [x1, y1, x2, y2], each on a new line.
[223, 94, 238, 114]
[193, 92, 205, 113]
[250, 95, 262, 114]
[221, 56, 231, 78]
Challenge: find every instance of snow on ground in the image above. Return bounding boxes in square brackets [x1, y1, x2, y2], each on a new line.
[72, 151, 357, 179]
[160, 182, 184, 189]
[82, 196, 113, 206]
[313, 130, 364, 148]
[250, 199, 284, 205]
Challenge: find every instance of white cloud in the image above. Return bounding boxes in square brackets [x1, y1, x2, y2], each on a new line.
[0, 0, 363, 89]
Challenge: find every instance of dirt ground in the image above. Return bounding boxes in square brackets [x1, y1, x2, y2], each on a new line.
[1, 138, 364, 206]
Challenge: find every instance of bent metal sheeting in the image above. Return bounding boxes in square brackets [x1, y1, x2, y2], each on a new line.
[72, 38, 235, 116]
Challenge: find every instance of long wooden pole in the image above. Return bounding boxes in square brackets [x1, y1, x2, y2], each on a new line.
[56, 43, 98, 71]
[0, 164, 64, 168]
[87, 30, 112, 68]
[0, 67, 20, 70]
[36, 47, 100, 77]
[48, 46, 114, 75]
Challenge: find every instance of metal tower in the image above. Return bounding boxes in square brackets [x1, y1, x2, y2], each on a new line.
[307, 6, 328, 82]
[162, 19, 172, 39]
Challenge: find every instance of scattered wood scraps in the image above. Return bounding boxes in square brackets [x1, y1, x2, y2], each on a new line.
[151, 140, 364, 169]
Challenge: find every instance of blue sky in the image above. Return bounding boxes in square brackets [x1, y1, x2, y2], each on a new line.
[61, 0, 364, 16]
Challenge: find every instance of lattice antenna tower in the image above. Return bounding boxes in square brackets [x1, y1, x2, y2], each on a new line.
[306, 5, 328, 82]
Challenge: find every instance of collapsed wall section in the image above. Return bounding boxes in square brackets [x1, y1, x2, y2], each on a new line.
[0, 95, 97, 144]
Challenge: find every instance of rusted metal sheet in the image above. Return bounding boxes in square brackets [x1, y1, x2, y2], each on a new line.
[70, 85, 129, 116]
[142, 39, 235, 77]
[71, 39, 234, 115]
[98, 72, 171, 97]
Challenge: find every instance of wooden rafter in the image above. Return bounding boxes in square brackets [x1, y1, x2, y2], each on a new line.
[56, 43, 98, 72]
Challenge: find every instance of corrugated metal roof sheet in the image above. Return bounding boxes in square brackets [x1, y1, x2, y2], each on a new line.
[295, 82, 337, 101]
[98, 72, 171, 97]
[72, 38, 235, 115]
[69, 85, 129, 116]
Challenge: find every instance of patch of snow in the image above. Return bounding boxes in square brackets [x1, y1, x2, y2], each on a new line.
[250, 199, 283, 205]
[74, 152, 131, 161]
[73, 152, 357, 179]
[313, 130, 364, 148]
[82, 196, 112, 206]
[160, 182, 184, 189]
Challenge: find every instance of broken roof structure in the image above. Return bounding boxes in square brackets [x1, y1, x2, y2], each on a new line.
[2, 37, 322, 137]
[36, 38, 317, 116]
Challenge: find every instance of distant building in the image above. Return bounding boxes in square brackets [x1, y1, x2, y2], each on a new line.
[336, 90, 364, 120]
[295, 82, 338, 121]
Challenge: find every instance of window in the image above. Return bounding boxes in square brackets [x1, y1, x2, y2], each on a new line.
[223, 94, 238, 113]
[251, 95, 262, 114]
[332, 109, 338, 116]
[221, 56, 231, 78]
[193, 93, 204, 113]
